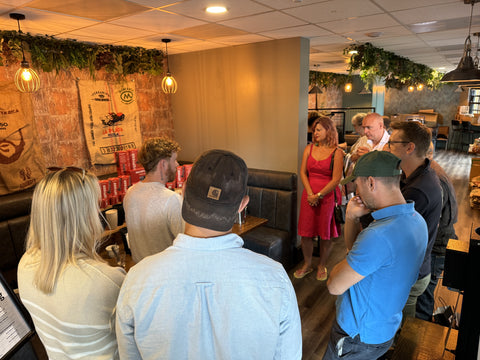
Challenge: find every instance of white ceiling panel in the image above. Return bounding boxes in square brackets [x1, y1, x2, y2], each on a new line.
[373, 0, 458, 12]
[220, 11, 307, 33]
[0, 0, 477, 73]
[260, 24, 333, 39]
[164, 0, 272, 21]
[284, 0, 384, 24]
[319, 13, 401, 34]
[108, 9, 206, 33]
[391, 2, 475, 25]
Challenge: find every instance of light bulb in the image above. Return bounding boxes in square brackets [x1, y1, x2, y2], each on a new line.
[166, 77, 173, 86]
[21, 69, 32, 81]
[345, 83, 352, 93]
[408, 85, 415, 92]
[417, 84, 424, 91]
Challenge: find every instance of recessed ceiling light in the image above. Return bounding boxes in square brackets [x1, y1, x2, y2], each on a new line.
[412, 21, 437, 26]
[365, 32, 383, 38]
[206, 6, 227, 14]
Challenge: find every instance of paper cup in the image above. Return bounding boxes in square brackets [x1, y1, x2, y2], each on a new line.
[105, 209, 118, 229]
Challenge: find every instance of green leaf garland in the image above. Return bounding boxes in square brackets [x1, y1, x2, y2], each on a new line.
[0, 30, 164, 78]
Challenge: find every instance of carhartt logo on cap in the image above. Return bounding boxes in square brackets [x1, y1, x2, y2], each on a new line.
[207, 186, 222, 200]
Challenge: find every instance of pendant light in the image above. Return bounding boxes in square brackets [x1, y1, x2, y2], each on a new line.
[10, 13, 40, 93]
[309, 65, 323, 95]
[161, 39, 177, 94]
[440, 1, 480, 83]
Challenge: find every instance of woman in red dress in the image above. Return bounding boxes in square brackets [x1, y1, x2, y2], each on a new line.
[294, 116, 344, 280]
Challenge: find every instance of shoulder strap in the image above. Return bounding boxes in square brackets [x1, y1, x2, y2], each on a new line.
[329, 148, 337, 171]
[309, 143, 314, 156]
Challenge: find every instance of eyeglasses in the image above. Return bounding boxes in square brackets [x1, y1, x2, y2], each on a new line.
[387, 140, 410, 147]
[47, 166, 86, 183]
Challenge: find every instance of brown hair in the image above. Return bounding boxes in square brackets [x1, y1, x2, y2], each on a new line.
[138, 137, 181, 173]
[312, 116, 338, 147]
[390, 121, 431, 157]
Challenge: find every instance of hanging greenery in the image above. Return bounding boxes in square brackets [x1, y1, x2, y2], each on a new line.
[0, 30, 164, 78]
[309, 70, 351, 89]
[344, 43, 444, 90]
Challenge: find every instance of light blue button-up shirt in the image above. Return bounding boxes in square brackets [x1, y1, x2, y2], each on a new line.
[116, 233, 302, 360]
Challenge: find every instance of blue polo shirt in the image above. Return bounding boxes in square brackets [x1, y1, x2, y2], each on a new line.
[336, 202, 428, 344]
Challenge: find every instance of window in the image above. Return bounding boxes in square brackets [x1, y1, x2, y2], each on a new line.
[469, 89, 480, 114]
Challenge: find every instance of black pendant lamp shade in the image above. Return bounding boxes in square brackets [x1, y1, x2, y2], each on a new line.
[441, 1, 480, 83]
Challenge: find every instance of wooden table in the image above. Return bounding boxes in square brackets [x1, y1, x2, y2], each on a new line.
[232, 215, 268, 236]
[391, 317, 457, 360]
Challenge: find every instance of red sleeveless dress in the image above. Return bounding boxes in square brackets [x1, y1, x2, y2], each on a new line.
[298, 145, 341, 239]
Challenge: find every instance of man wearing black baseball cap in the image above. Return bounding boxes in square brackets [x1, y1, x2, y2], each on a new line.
[323, 151, 428, 360]
[116, 149, 302, 359]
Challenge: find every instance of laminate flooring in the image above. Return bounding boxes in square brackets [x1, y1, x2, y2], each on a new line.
[289, 149, 476, 360]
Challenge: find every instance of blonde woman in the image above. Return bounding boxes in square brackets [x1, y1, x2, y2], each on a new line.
[18, 167, 125, 359]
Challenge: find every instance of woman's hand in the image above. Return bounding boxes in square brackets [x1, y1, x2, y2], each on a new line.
[307, 193, 319, 206]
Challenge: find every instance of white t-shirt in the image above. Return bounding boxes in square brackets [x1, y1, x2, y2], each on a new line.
[123, 182, 184, 263]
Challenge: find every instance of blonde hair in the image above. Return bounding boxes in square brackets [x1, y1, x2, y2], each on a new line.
[26, 169, 104, 294]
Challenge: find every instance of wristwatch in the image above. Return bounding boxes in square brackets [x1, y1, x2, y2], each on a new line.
[317, 192, 324, 199]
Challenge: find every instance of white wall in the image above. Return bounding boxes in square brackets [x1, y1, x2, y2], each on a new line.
[170, 37, 309, 174]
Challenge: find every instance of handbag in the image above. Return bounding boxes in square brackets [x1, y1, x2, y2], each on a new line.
[330, 148, 346, 225]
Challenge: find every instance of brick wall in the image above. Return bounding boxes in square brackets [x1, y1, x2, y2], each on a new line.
[0, 65, 174, 177]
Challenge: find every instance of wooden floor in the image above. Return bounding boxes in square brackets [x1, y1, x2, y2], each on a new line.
[289, 149, 477, 360]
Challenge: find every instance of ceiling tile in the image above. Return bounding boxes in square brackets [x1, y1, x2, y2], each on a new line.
[65, 22, 156, 42]
[164, 0, 272, 22]
[253, 0, 329, 10]
[373, 0, 458, 12]
[391, 2, 476, 25]
[213, 34, 272, 46]
[220, 11, 307, 33]
[2, 8, 100, 36]
[260, 24, 333, 38]
[170, 23, 248, 40]
[346, 26, 413, 42]
[284, 0, 384, 23]
[108, 9, 206, 33]
[319, 14, 401, 34]
[27, 0, 149, 21]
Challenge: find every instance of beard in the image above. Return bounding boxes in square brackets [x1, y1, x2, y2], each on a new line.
[167, 163, 176, 183]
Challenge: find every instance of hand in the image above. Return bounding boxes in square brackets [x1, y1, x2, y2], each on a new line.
[356, 146, 371, 157]
[307, 194, 318, 206]
[346, 196, 370, 221]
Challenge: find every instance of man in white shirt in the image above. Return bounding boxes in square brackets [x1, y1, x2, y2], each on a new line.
[123, 137, 184, 263]
[349, 112, 390, 162]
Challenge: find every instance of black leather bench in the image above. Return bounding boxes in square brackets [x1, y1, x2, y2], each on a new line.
[0, 188, 34, 288]
[242, 168, 297, 270]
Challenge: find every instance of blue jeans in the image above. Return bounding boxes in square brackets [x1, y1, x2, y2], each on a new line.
[322, 319, 393, 360]
[416, 254, 445, 321]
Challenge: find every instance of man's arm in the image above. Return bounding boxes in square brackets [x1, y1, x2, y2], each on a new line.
[327, 259, 365, 295]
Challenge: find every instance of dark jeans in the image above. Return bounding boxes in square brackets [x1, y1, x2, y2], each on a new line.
[322, 319, 393, 360]
[416, 254, 445, 321]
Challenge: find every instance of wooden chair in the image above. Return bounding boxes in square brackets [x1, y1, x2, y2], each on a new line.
[436, 126, 449, 150]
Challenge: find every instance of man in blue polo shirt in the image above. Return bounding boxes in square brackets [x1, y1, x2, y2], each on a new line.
[323, 151, 428, 360]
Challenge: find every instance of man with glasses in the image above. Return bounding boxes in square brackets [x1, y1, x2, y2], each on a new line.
[123, 136, 184, 263]
[385, 121, 442, 319]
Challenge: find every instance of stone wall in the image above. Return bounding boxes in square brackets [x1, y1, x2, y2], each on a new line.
[384, 84, 459, 125]
[0, 65, 174, 177]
